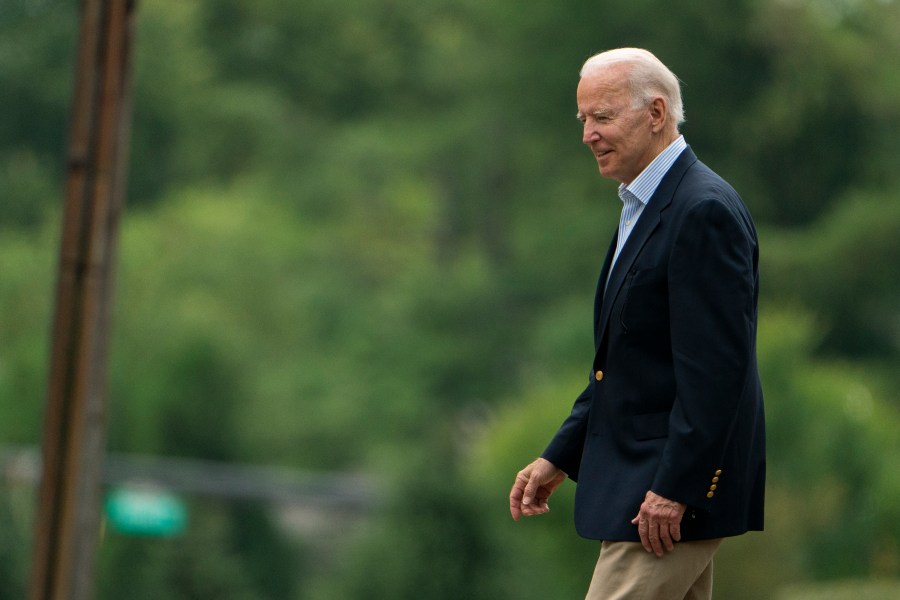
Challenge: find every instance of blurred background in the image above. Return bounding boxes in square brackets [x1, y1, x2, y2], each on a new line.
[2, 0, 900, 598]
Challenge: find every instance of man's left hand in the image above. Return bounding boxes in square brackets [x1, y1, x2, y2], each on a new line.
[631, 490, 687, 557]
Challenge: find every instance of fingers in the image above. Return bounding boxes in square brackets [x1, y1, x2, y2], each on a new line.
[669, 517, 682, 544]
[521, 473, 540, 507]
[509, 476, 526, 521]
[632, 491, 687, 557]
[510, 469, 542, 520]
[510, 479, 546, 520]
[631, 514, 665, 557]
[632, 513, 652, 554]
[521, 474, 550, 516]
[510, 459, 560, 521]
[658, 518, 675, 554]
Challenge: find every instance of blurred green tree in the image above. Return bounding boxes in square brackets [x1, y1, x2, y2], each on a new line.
[2, 0, 899, 597]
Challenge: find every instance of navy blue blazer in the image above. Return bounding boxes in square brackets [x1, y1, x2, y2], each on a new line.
[543, 147, 765, 542]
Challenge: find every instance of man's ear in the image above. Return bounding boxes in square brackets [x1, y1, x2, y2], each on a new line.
[648, 97, 667, 133]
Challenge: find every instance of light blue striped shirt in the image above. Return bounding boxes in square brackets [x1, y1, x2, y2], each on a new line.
[611, 135, 687, 267]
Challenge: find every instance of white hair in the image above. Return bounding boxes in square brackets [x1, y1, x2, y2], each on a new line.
[580, 48, 685, 127]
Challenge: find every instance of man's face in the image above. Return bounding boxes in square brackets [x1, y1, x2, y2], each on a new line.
[576, 65, 657, 185]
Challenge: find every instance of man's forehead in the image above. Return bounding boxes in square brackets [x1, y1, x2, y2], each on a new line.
[577, 74, 630, 109]
[578, 69, 628, 94]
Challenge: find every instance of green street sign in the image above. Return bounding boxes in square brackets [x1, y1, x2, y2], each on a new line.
[105, 488, 187, 537]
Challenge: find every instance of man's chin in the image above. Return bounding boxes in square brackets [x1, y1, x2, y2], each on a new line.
[595, 156, 615, 177]
[597, 165, 617, 181]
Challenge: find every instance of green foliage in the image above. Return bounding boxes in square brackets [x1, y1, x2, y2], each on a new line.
[776, 579, 900, 600]
[763, 191, 900, 358]
[721, 311, 900, 592]
[0, 484, 31, 600]
[2, 0, 900, 598]
[310, 449, 500, 600]
[0, 0, 74, 229]
[97, 499, 303, 600]
[0, 226, 56, 445]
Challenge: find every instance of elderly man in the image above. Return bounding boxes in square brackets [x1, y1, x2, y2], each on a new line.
[509, 48, 765, 599]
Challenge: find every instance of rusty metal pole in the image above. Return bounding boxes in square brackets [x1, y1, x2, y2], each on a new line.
[30, 1, 136, 599]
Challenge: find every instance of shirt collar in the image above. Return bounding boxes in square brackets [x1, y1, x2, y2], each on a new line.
[618, 135, 687, 206]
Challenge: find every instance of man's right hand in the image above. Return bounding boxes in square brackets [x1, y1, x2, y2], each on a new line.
[509, 458, 566, 521]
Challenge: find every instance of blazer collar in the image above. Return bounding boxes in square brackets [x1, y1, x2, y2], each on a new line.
[594, 146, 698, 343]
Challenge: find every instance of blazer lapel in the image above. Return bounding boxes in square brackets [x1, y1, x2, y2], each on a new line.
[593, 232, 618, 347]
[594, 147, 699, 345]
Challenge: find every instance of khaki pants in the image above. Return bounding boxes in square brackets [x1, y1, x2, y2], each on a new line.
[585, 539, 723, 600]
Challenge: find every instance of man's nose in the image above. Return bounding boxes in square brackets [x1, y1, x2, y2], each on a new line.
[583, 123, 599, 144]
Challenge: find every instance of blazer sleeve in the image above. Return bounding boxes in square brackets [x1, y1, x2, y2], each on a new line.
[541, 381, 592, 481]
[652, 195, 758, 510]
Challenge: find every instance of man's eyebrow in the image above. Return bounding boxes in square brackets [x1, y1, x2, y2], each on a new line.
[576, 109, 615, 121]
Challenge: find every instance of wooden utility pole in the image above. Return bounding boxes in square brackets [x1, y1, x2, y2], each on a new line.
[30, 1, 136, 599]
